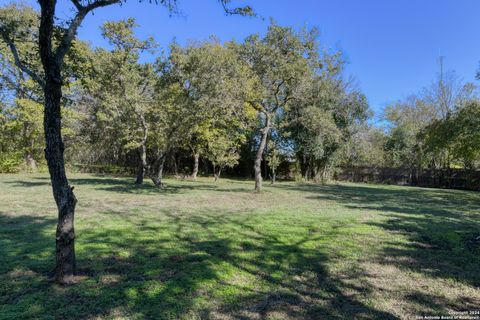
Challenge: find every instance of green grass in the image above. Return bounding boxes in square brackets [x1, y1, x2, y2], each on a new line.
[0, 174, 479, 319]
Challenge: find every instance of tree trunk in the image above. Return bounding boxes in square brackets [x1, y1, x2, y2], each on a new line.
[37, 0, 80, 283]
[172, 153, 179, 177]
[321, 165, 329, 184]
[135, 119, 148, 185]
[22, 122, 37, 171]
[25, 149, 37, 171]
[263, 155, 268, 181]
[271, 168, 276, 184]
[43, 78, 77, 284]
[254, 114, 271, 192]
[203, 159, 209, 176]
[150, 152, 166, 187]
[35, 0, 127, 285]
[135, 143, 147, 185]
[191, 152, 199, 180]
[214, 166, 222, 182]
[313, 165, 321, 183]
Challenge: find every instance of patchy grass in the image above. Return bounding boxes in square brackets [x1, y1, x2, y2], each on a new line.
[0, 174, 479, 319]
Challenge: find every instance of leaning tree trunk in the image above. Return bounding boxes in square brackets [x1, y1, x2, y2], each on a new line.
[43, 75, 77, 284]
[254, 114, 271, 192]
[214, 166, 222, 182]
[191, 152, 199, 180]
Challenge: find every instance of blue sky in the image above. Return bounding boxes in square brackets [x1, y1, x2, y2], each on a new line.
[12, 0, 480, 117]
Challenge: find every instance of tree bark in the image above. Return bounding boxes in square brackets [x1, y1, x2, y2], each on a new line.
[44, 79, 77, 283]
[21, 120, 37, 170]
[271, 168, 276, 184]
[172, 153, 179, 177]
[25, 137, 37, 171]
[43, 80, 78, 284]
[38, 0, 80, 284]
[313, 165, 320, 183]
[135, 143, 147, 185]
[254, 114, 270, 192]
[214, 166, 222, 182]
[135, 117, 148, 185]
[191, 151, 199, 180]
[25, 152, 37, 171]
[150, 152, 166, 187]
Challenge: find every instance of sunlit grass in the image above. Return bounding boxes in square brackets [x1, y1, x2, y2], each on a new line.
[1, 174, 479, 319]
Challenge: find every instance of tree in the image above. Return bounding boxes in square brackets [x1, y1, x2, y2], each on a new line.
[382, 61, 477, 173]
[284, 51, 369, 182]
[383, 96, 434, 170]
[148, 77, 188, 187]
[0, 0, 252, 284]
[265, 140, 280, 183]
[291, 105, 342, 182]
[3, 97, 44, 170]
[449, 101, 480, 167]
[206, 131, 241, 181]
[82, 18, 157, 185]
[238, 22, 316, 191]
[0, 4, 44, 170]
[421, 101, 480, 169]
[425, 57, 476, 119]
[168, 39, 255, 180]
[342, 126, 387, 168]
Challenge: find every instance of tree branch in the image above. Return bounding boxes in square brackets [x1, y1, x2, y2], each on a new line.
[0, 28, 45, 88]
[272, 79, 285, 112]
[219, 0, 254, 16]
[70, 0, 83, 11]
[55, 0, 121, 65]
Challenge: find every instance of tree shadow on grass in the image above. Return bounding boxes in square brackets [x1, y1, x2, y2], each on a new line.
[4, 175, 255, 196]
[0, 209, 399, 320]
[3, 179, 52, 187]
[177, 213, 398, 319]
[0, 211, 226, 319]
[90, 181, 252, 195]
[0, 213, 57, 319]
[274, 183, 480, 289]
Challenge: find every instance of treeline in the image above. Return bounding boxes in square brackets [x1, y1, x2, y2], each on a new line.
[0, 4, 372, 191]
[380, 69, 480, 172]
[1, 4, 480, 191]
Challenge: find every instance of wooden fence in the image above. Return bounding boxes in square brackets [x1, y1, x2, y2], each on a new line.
[335, 166, 480, 191]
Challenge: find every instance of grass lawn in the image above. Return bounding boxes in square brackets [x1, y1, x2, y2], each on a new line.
[0, 174, 479, 319]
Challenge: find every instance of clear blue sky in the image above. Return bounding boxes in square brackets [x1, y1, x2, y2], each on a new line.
[14, 0, 480, 117]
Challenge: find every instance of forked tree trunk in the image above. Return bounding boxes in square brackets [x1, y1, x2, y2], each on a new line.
[214, 166, 222, 182]
[35, 0, 128, 285]
[150, 153, 166, 187]
[254, 114, 271, 192]
[191, 152, 199, 180]
[38, 1, 80, 284]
